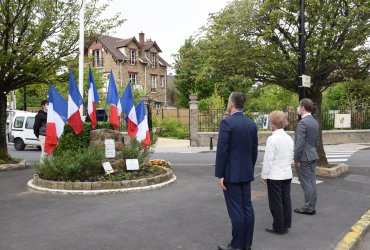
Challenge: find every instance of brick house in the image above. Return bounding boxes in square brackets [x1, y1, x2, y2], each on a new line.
[86, 32, 170, 108]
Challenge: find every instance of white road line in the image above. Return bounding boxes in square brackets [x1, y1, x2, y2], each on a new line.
[292, 176, 323, 185]
[326, 155, 352, 158]
[328, 158, 349, 162]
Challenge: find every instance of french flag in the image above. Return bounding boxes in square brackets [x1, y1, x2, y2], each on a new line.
[120, 82, 138, 137]
[106, 70, 120, 130]
[44, 85, 68, 154]
[135, 100, 150, 145]
[87, 66, 100, 129]
[67, 70, 84, 134]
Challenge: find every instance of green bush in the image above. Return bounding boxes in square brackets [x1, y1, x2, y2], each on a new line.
[122, 139, 153, 165]
[159, 117, 189, 139]
[53, 124, 92, 156]
[35, 146, 104, 181]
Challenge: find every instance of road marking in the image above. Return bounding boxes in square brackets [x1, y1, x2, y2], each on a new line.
[326, 151, 356, 164]
[291, 176, 323, 185]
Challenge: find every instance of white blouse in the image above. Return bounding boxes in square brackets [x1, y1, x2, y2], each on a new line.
[261, 129, 294, 180]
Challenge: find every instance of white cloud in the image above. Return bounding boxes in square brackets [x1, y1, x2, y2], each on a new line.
[101, 0, 230, 71]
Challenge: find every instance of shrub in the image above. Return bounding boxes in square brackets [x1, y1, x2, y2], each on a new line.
[35, 146, 104, 181]
[53, 124, 92, 156]
[122, 139, 153, 165]
[159, 117, 189, 139]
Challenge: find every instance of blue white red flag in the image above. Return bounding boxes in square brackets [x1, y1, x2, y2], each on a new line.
[67, 70, 84, 134]
[120, 82, 138, 137]
[44, 85, 68, 154]
[135, 100, 150, 145]
[106, 70, 120, 130]
[87, 66, 100, 129]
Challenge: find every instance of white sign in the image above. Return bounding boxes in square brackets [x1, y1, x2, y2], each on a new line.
[126, 159, 140, 171]
[102, 162, 114, 174]
[334, 114, 351, 129]
[105, 139, 116, 158]
[301, 74, 311, 88]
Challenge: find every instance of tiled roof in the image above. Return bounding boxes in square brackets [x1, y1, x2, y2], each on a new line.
[143, 41, 162, 52]
[97, 35, 169, 67]
[158, 55, 170, 67]
[98, 35, 128, 60]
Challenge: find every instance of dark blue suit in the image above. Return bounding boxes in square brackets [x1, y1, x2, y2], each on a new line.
[215, 112, 258, 249]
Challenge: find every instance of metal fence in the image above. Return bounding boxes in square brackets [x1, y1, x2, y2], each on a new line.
[198, 107, 370, 132]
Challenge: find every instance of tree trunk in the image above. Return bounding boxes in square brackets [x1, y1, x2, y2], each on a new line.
[307, 89, 329, 167]
[0, 91, 11, 161]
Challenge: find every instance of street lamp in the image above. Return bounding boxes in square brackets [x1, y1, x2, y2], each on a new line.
[298, 0, 306, 101]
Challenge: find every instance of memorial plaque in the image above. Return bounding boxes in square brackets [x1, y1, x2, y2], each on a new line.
[102, 162, 114, 174]
[334, 114, 351, 129]
[126, 159, 140, 171]
[105, 139, 116, 158]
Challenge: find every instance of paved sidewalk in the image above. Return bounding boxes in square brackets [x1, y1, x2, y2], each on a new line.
[154, 137, 370, 154]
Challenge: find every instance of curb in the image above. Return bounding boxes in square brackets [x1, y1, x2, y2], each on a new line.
[335, 209, 370, 250]
[27, 174, 177, 195]
[0, 160, 26, 171]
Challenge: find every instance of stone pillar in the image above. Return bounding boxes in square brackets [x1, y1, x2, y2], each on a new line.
[189, 94, 198, 146]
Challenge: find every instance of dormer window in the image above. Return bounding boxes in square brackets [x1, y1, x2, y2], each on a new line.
[130, 49, 136, 65]
[151, 53, 156, 68]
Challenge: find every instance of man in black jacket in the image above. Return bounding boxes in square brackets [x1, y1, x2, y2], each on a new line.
[33, 100, 48, 163]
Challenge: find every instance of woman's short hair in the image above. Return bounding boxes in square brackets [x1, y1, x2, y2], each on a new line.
[269, 111, 288, 129]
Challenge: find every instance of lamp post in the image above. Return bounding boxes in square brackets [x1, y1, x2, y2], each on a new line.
[298, 0, 306, 102]
[78, 0, 84, 115]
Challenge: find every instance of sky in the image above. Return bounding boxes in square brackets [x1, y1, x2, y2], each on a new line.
[101, 0, 231, 71]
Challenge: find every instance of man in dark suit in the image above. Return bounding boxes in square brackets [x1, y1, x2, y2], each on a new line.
[215, 92, 258, 250]
[294, 98, 319, 215]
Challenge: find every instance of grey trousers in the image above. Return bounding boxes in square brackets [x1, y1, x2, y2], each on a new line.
[296, 161, 317, 211]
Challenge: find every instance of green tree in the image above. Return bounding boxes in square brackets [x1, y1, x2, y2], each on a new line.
[0, 0, 125, 160]
[175, 0, 370, 165]
[323, 80, 370, 110]
[248, 85, 298, 110]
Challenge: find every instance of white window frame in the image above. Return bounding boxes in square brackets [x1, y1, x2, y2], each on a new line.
[151, 53, 156, 68]
[160, 76, 165, 88]
[129, 73, 137, 85]
[151, 76, 157, 92]
[130, 50, 136, 65]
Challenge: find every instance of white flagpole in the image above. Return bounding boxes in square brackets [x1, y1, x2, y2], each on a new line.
[79, 0, 85, 116]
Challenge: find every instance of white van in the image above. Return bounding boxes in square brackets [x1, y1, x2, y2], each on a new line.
[8, 112, 41, 151]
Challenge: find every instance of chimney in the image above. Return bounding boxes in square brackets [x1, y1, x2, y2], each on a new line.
[139, 32, 144, 45]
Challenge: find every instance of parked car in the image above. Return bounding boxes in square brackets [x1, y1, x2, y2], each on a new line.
[8, 112, 41, 151]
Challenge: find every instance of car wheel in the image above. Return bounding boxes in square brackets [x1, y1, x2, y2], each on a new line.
[14, 138, 26, 151]
[37, 146, 42, 151]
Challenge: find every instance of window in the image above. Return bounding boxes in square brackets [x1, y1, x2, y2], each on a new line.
[130, 49, 136, 65]
[151, 76, 157, 92]
[151, 53, 156, 68]
[93, 49, 103, 67]
[13, 117, 24, 128]
[25, 117, 35, 129]
[160, 76, 165, 88]
[155, 102, 161, 109]
[129, 73, 137, 85]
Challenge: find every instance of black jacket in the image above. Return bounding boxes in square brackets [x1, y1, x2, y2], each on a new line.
[33, 110, 47, 138]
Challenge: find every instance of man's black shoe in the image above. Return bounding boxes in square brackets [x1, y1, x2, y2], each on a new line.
[294, 208, 316, 215]
[265, 226, 287, 235]
[218, 243, 243, 250]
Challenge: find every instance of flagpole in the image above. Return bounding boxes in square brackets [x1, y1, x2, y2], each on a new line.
[79, 0, 85, 116]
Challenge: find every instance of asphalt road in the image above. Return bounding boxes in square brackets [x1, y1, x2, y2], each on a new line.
[1, 147, 369, 250]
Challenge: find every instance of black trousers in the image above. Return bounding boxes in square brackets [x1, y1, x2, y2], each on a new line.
[267, 179, 292, 233]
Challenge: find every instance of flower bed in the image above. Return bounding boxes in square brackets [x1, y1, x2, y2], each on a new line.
[32, 165, 173, 191]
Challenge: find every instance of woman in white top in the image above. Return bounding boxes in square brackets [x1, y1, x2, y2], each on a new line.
[261, 111, 294, 235]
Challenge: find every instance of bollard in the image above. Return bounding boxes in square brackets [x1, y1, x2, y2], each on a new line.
[210, 137, 213, 150]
